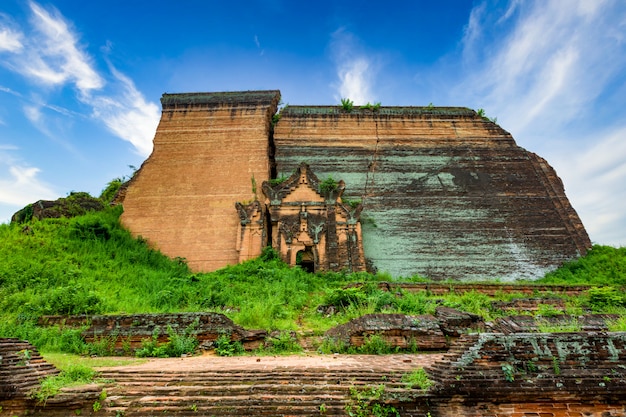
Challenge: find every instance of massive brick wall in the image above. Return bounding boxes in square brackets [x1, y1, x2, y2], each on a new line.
[274, 106, 591, 280]
[121, 91, 590, 279]
[120, 91, 280, 271]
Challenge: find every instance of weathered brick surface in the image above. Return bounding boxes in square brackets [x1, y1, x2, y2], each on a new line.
[325, 313, 449, 350]
[487, 314, 618, 333]
[382, 282, 592, 297]
[5, 333, 626, 416]
[427, 332, 626, 402]
[120, 91, 280, 272]
[0, 339, 60, 414]
[274, 106, 591, 280]
[40, 312, 267, 351]
[120, 92, 590, 280]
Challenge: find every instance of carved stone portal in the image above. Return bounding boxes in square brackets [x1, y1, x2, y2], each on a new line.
[236, 163, 365, 273]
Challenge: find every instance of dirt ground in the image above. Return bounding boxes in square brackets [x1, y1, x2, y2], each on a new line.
[96, 352, 446, 373]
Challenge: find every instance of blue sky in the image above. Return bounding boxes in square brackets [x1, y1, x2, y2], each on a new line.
[0, 0, 625, 247]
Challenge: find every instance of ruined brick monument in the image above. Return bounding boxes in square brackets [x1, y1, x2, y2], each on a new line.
[120, 90, 590, 280]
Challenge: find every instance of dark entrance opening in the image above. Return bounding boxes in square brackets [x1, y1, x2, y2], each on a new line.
[296, 248, 315, 273]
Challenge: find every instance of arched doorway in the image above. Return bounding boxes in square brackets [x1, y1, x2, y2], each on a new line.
[296, 247, 315, 273]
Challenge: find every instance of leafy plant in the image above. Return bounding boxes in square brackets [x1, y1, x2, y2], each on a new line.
[537, 317, 581, 333]
[317, 337, 348, 354]
[99, 178, 125, 205]
[33, 364, 99, 403]
[359, 334, 394, 355]
[536, 303, 564, 317]
[261, 332, 302, 354]
[476, 108, 497, 123]
[269, 175, 289, 187]
[606, 316, 626, 331]
[343, 199, 362, 210]
[135, 322, 198, 357]
[135, 329, 168, 358]
[587, 286, 625, 311]
[552, 356, 561, 375]
[345, 385, 398, 417]
[87, 335, 118, 357]
[361, 102, 381, 111]
[401, 368, 433, 390]
[501, 363, 515, 382]
[214, 334, 244, 357]
[340, 98, 354, 112]
[319, 176, 339, 195]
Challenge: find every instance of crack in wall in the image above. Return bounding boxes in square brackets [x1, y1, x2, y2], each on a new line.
[363, 117, 380, 205]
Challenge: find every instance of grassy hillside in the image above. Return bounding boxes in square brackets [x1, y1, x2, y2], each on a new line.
[1, 198, 625, 354]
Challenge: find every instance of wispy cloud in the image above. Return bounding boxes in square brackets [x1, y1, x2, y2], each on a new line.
[459, 0, 624, 140]
[0, 25, 23, 52]
[253, 34, 264, 56]
[0, 1, 158, 156]
[88, 64, 160, 156]
[454, 0, 626, 246]
[330, 29, 377, 105]
[18, 2, 103, 93]
[0, 146, 57, 211]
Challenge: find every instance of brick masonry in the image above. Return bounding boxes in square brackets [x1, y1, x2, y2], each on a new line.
[120, 91, 280, 272]
[120, 91, 591, 280]
[274, 105, 590, 280]
[4, 333, 626, 416]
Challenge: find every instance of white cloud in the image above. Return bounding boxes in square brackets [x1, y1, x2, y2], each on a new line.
[26, 2, 103, 93]
[552, 127, 626, 246]
[88, 65, 159, 156]
[459, 0, 624, 139]
[0, 146, 57, 222]
[0, 2, 159, 156]
[330, 29, 377, 105]
[337, 58, 373, 105]
[0, 26, 23, 52]
[453, 0, 626, 246]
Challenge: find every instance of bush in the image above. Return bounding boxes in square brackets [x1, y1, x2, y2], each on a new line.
[587, 287, 626, 311]
[340, 98, 354, 112]
[214, 334, 244, 357]
[324, 287, 368, 310]
[262, 332, 302, 354]
[359, 334, 394, 355]
[33, 364, 98, 403]
[319, 176, 339, 195]
[401, 368, 433, 390]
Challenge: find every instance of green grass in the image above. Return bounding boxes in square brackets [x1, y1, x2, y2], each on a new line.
[43, 352, 147, 370]
[401, 368, 434, 390]
[31, 363, 100, 403]
[1, 197, 626, 356]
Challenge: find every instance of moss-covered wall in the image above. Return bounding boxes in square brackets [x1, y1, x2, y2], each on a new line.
[274, 106, 590, 280]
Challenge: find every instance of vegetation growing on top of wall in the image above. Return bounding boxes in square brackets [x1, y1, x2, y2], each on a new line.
[340, 98, 354, 112]
[361, 102, 381, 112]
[1, 190, 625, 356]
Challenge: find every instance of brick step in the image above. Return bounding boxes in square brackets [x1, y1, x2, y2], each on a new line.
[106, 398, 350, 417]
[107, 384, 347, 396]
[100, 374, 403, 386]
[95, 366, 402, 380]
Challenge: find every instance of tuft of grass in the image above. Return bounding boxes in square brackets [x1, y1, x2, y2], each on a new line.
[32, 364, 98, 403]
[340, 98, 354, 112]
[43, 352, 146, 369]
[536, 317, 582, 333]
[606, 316, 626, 332]
[401, 368, 434, 390]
